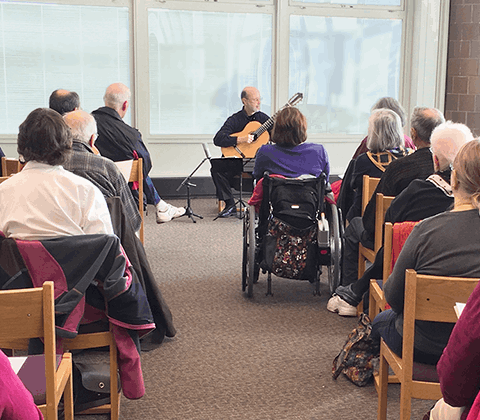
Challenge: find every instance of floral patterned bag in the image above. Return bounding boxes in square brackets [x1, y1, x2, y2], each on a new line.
[262, 216, 318, 280]
[332, 313, 380, 387]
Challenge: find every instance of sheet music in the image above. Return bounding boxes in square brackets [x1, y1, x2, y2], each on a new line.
[8, 356, 27, 374]
[454, 302, 466, 319]
[115, 160, 134, 182]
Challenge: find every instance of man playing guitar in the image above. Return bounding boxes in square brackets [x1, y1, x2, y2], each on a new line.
[211, 86, 271, 218]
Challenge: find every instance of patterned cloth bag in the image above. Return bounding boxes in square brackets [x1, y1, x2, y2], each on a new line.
[332, 313, 380, 387]
[262, 217, 317, 280]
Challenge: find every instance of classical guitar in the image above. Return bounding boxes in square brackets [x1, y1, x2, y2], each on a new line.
[221, 92, 304, 159]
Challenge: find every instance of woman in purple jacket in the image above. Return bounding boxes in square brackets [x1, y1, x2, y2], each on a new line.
[253, 107, 329, 182]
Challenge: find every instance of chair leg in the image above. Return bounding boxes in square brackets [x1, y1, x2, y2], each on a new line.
[377, 351, 389, 420]
[399, 382, 412, 420]
[63, 359, 74, 420]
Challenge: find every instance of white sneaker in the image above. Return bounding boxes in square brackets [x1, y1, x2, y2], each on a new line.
[156, 204, 185, 223]
[327, 295, 357, 317]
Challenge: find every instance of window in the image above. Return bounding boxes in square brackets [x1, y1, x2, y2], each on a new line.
[0, 1, 130, 133]
[289, 15, 402, 134]
[148, 8, 272, 134]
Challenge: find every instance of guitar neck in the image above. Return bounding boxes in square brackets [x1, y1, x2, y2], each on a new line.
[252, 117, 275, 138]
[251, 97, 299, 139]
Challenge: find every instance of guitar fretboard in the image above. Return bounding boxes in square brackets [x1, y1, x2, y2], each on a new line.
[253, 118, 275, 139]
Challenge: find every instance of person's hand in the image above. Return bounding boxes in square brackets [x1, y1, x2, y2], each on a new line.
[237, 134, 254, 144]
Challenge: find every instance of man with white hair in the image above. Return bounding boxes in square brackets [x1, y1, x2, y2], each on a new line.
[63, 109, 142, 233]
[328, 121, 474, 316]
[92, 83, 185, 223]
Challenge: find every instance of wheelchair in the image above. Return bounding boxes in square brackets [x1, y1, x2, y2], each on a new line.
[242, 173, 343, 298]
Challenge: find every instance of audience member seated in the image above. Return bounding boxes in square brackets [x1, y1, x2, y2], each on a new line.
[0, 350, 43, 420]
[253, 107, 330, 182]
[63, 110, 175, 346]
[63, 110, 142, 233]
[49, 89, 80, 115]
[0, 108, 113, 239]
[92, 83, 185, 224]
[0, 107, 170, 397]
[336, 96, 414, 217]
[345, 108, 410, 222]
[337, 106, 445, 298]
[352, 97, 415, 159]
[328, 121, 474, 316]
[369, 138, 480, 367]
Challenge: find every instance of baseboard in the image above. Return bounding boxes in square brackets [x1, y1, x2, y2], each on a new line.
[151, 175, 341, 200]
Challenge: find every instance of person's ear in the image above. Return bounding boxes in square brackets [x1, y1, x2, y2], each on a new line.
[122, 101, 128, 112]
[433, 154, 440, 172]
[410, 127, 417, 139]
[451, 169, 459, 190]
[88, 134, 96, 148]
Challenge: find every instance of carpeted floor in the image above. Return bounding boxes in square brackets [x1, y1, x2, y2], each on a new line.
[77, 198, 434, 420]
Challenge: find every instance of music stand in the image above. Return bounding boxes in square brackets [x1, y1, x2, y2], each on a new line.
[211, 157, 249, 221]
[176, 155, 208, 223]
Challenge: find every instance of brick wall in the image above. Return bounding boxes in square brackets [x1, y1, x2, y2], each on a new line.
[445, 0, 480, 135]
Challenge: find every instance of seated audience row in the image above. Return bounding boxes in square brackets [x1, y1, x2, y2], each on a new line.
[328, 106, 445, 316]
[328, 121, 474, 315]
[49, 86, 185, 223]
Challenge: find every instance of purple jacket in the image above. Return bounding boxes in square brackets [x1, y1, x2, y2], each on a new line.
[253, 142, 329, 181]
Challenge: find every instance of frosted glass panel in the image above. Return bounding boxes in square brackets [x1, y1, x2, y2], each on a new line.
[149, 9, 272, 135]
[290, 15, 402, 134]
[0, 2, 130, 134]
[294, 0, 401, 5]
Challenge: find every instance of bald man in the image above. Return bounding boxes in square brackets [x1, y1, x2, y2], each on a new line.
[49, 89, 80, 115]
[212, 86, 270, 217]
[92, 83, 185, 224]
[63, 110, 142, 233]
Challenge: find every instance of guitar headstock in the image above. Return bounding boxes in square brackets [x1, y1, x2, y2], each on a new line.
[287, 92, 303, 107]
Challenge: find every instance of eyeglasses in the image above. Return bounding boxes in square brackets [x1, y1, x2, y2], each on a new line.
[248, 97, 262, 103]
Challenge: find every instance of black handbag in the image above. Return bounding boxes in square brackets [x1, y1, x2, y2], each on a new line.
[73, 361, 121, 413]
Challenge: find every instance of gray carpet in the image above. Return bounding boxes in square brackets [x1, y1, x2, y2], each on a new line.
[78, 198, 434, 420]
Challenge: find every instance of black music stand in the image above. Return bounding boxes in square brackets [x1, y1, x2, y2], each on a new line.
[176, 157, 208, 223]
[211, 157, 253, 220]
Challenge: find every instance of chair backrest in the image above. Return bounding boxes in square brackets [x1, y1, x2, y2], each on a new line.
[382, 222, 394, 282]
[1, 157, 23, 176]
[0, 176, 9, 184]
[374, 193, 394, 252]
[361, 175, 380, 216]
[128, 158, 144, 244]
[402, 270, 479, 376]
[405, 269, 479, 324]
[383, 221, 421, 281]
[0, 282, 57, 403]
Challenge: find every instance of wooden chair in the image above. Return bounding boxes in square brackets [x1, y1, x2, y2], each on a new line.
[357, 192, 393, 314]
[62, 326, 120, 419]
[377, 269, 480, 420]
[1, 156, 23, 176]
[130, 158, 144, 244]
[369, 221, 420, 321]
[0, 176, 9, 183]
[357, 176, 381, 276]
[369, 222, 394, 321]
[0, 282, 74, 420]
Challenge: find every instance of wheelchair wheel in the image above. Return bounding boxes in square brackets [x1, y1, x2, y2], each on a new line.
[241, 205, 256, 297]
[327, 202, 342, 296]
